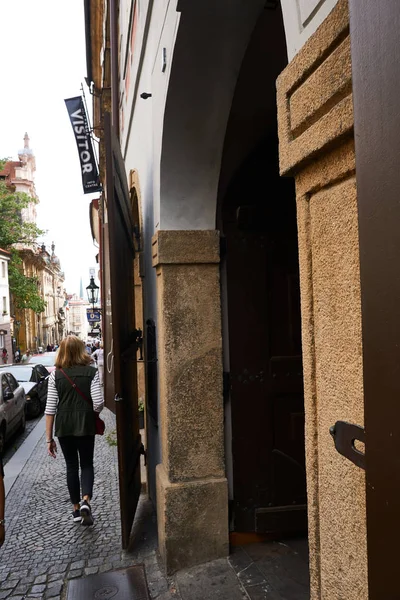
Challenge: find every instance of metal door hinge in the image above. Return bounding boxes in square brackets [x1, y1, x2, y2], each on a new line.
[140, 443, 147, 466]
[329, 421, 365, 470]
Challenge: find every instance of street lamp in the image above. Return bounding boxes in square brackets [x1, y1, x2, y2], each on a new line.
[15, 320, 21, 348]
[86, 276, 99, 310]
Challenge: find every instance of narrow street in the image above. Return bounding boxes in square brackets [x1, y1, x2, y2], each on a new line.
[0, 410, 171, 600]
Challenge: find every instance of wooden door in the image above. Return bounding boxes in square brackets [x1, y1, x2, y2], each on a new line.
[103, 112, 142, 549]
[349, 2, 400, 596]
[224, 143, 306, 533]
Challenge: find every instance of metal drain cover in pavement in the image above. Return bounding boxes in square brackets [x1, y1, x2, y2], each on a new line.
[67, 566, 150, 600]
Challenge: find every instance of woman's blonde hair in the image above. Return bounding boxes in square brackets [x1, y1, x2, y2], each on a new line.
[55, 335, 92, 369]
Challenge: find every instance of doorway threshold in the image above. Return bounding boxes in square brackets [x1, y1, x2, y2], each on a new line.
[228, 537, 309, 599]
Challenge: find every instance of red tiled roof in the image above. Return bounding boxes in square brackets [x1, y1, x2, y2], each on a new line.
[0, 160, 21, 179]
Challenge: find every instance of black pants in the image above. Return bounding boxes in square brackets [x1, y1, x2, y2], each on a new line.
[58, 435, 95, 505]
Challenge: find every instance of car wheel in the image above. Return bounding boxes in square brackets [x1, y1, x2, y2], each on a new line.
[19, 410, 26, 433]
[0, 426, 6, 455]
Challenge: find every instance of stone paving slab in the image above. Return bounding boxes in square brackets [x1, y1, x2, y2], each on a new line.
[175, 559, 249, 600]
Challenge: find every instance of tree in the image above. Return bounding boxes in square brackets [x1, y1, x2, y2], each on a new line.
[0, 163, 46, 313]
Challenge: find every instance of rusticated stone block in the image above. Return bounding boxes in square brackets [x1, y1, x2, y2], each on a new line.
[156, 464, 228, 574]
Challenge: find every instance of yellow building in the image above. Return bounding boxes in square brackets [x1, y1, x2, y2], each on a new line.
[1, 136, 67, 352]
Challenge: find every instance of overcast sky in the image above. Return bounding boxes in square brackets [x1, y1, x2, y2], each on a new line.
[0, 0, 99, 297]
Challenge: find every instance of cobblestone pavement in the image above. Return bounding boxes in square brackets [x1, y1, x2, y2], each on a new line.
[0, 409, 175, 600]
[3, 415, 42, 467]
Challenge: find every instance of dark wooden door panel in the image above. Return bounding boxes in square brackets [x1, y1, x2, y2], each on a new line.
[349, 2, 400, 596]
[102, 223, 114, 412]
[104, 112, 141, 549]
[224, 161, 306, 534]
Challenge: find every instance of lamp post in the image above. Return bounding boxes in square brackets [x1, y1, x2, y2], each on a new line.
[86, 277, 101, 339]
[15, 320, 21, 348]
[86, 276, 99, 310]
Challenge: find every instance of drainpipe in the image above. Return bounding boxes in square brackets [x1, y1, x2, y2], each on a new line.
[83, 0, 93, 87]
[110, 0, 119, 139]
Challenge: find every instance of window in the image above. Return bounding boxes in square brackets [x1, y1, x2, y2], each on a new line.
[1, 375, 11, 399]
[2, 297, 6, 314]
[1, 263, 5, 278]
[0, 335, 4, 349]
[6, 374, 18, 392]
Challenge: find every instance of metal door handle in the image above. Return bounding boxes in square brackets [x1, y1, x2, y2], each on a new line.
[329, 421, 365, 470]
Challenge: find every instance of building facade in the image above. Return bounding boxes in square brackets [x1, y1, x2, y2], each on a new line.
[0, 137, 68, 352]
[83, 1, 398, 597]
[38, 243, 67, 348]
[67, 294, 90, 340]
[0, 250, 12, 361]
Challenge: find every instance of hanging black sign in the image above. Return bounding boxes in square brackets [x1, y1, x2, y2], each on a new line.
[65, 96, 102, 194]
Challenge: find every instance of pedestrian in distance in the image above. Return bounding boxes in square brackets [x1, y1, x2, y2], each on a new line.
[45, 335, 104, 526]
[92, 342, 104, 386]
[21, 350, 30, 363]
[1, 348, 7, 364]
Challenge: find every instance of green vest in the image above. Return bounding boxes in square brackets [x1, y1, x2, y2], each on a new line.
[54, 366, 97, 438]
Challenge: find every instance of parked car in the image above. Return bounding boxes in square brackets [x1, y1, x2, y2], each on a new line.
[0, 370, 26, 452]
[27, 352, 57, 373]
[0, 364, 49, 418]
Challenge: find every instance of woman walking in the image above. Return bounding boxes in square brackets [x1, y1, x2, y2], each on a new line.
[45, 335, 104, 525]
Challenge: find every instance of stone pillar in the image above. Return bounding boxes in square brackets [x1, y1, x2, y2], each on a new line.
[277, 1, 367, 599]
[152, 230, 229, 574]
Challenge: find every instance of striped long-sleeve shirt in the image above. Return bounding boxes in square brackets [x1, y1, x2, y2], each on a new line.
[45, 370, 104, 415]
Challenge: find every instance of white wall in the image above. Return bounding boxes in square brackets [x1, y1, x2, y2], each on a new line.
[119, 0, 178, 230]
[0, 257, 10, 326]
[281, 0, 339, 59]
[118, 0, 178, 501]
[118, 0, 341, 236]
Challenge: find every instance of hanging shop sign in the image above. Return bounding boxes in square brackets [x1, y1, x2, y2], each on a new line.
[65, 96, 102, 194]
[87, 309, 101, 323]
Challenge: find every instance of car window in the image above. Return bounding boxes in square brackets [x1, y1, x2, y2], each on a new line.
[6, 374, 18, 392]
[0, 367, 32, 382]
[1, 375, 11, 398]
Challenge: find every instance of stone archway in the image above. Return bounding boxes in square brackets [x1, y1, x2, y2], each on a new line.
[154, 0, 294, 575]
[154, 3, 367, 596]
[158, 1, 266, 231]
